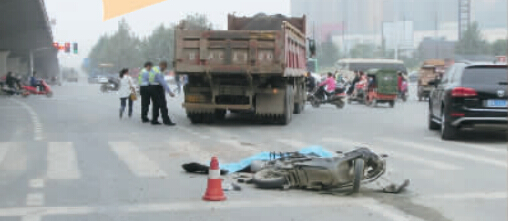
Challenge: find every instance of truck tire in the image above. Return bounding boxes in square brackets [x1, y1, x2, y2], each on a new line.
[188, 113, 203, 124]
[281, 85, 293, 125]
[294, 84, 304, 114]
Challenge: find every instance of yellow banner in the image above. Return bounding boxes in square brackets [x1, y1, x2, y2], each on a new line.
[102, 0, 167, 21]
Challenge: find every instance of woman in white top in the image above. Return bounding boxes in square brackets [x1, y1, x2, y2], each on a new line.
[118, 68, 135, 118]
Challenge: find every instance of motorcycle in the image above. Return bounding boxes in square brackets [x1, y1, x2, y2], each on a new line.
[251, 147, 386, 193]
[21, 80, 53, 98]
[100, 77, 119, 93]
[308, 85, 346, 109]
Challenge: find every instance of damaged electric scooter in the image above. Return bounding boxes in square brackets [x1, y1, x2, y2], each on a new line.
[182, 147, 409, 194]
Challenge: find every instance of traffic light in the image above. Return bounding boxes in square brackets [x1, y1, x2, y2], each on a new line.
[64, 42, 71, 53]
[73, 43, 78, 54]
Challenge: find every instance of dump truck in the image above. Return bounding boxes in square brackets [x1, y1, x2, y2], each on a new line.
[417, 59, 445, 101]
[174, 14, 311, 125]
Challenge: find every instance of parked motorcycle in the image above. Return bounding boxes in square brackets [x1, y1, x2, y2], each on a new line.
[21, 80, 53, 98]
[251, 147, 386, 193]
[100, 77, 119, 93]
[308, 85, 346, 109]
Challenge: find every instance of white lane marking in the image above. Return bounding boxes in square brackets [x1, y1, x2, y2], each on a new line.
[276, 139, 308, 149]
[424, 191, 507, 200]
[25, 193, 44, 207]
[177, 126, 211, 139]
[47, 142, 81, 180]
[219, 139, 257, 153]
[379, 138, 507, 168]
[322, 137, 462, 170]
[109, 142, 167, 178]
[0, 142, 13, 165]
[28, 179, 44, 189]
[0, 197, 422, 221]
[21, 215, 41, 221]
[10, 99, 43, 141]
[362, 202, 424, 221]
[173, 141, 212, 163]
[423, 137, 507, 153]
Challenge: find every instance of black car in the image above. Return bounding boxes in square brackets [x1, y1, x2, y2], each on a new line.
[428, 63, 507, 140]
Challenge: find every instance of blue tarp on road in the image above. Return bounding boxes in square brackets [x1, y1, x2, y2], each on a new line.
[220, 146, 334, 173]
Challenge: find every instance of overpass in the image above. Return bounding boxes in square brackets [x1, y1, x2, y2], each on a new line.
[0, 0, 59, 79]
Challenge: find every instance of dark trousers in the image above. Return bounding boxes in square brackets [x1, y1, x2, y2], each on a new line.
[140, 86, 150, 121]
[151, 85, 171, 123]
[120, 97, 133, 116]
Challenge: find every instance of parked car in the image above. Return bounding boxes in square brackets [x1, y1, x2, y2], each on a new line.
[428, 62, 507, 140]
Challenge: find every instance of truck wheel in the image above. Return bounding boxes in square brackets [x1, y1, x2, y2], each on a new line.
[281, 85, 293, 125]
[294, 84, 305, 114]
[214, 110, 226, 120]
[188, 113, 203, 124]
[389, 101, 395, 108]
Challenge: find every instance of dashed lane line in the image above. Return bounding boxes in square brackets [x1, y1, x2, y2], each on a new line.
[379, 138, 507, 168]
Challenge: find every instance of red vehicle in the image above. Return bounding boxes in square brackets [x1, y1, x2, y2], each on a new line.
[22, 80, 53, 98]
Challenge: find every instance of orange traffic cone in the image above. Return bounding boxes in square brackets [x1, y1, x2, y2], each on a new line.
[202, 157, 226, 201]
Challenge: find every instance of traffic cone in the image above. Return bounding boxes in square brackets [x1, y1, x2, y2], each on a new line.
[202, 157, 226, 201]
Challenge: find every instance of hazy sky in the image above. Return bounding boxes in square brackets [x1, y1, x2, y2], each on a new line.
[44, 0, 290, 68]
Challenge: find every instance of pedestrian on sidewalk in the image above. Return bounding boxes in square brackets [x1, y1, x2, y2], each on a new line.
[149, 61, 176, 126]
[118, 68, 135, 119]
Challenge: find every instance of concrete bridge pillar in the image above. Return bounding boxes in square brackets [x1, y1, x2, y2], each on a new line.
[0, 51, 10, 76]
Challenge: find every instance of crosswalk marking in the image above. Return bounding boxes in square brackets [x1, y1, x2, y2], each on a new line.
[321, 137, 462, 170]
[109, 142, 168, 178]
[219, 139, 258, 153]
[423, 191, 507, 200]
[424, 137, 507, 153]
[276, 139, 308, 149]
[0, 197, 423, 221]
[379, 138, 507, 168]
[25, 193, 44, 207]
[47, 142, 81, 180]
[0, 142, 13, 166]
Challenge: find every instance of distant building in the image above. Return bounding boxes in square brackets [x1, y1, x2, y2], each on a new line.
[418, 38, 455, 60]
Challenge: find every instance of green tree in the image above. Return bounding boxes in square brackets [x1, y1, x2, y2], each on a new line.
[176, 13, 213, 30]
[349, 44, 375, 58]
[140, 25, 175, 67]
[455, 22, 490, 55]
[317, 41, 340, 68]
[490, 39, 507, 56]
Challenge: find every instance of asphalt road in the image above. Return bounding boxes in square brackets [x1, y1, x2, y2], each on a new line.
[0, 81, 506, 221]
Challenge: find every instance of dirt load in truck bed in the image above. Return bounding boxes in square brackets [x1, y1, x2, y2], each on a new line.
[228, 13, 306, 33]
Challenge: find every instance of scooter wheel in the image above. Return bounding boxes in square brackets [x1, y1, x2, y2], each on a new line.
[252, 169, 287, 189]
[352, 158, 364, 193]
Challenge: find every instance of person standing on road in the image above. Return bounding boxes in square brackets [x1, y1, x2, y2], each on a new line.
[150, 61, 176, 126]
[118, 68, 135, 119]
[138, 62, 153, 123]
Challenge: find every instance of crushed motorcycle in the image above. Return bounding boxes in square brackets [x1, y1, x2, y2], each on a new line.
[250, 148, 388, 193]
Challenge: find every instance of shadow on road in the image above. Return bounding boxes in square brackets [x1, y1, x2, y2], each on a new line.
[455, 131, 507, 143]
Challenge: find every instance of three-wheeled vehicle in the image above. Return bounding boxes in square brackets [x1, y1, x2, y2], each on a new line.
[363, 69, 398, 108]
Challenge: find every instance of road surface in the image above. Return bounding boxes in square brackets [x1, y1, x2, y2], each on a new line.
[0, 82, 505, 221]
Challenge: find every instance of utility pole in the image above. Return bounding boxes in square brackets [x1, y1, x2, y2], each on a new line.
[435, 6, 439, 58]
